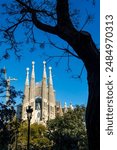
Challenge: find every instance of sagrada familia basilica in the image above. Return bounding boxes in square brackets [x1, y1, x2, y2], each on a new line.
[17, 61, 74, 124]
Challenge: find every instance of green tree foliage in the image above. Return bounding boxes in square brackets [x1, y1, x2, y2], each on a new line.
[18, 122, 52, 150]
[17, 106, 88, 150]
[47, 105, 88, 150]
[0, 69, 23, 150]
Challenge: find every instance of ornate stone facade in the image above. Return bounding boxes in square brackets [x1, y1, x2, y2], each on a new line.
[22, 61, 58, 124]
[20, 61, 74, 124]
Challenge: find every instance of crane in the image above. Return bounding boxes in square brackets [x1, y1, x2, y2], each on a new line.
[3, 67, 17, 100]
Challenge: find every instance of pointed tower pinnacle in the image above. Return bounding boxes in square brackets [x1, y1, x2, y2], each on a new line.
[24, 67, 30, 102]
[31, 61, 35, 79]
[22, 67, 30, 120]
[49, 67, 53, 85]
[42, 61, 47, 98]
[22, 68, 29, 119]
[25, 68, 29, 85]
[43, 61, 47, 79]
[48, 66, 55, 120]
[30, 61, 35, 100]
[42, 61, 48, 121]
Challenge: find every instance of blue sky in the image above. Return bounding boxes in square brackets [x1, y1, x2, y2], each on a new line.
[0, 0, 100, 107]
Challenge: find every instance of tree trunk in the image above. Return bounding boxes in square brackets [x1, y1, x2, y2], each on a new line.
[57, 29, 100, 150]
[32, 2, 100, 147]
[73, 32, 100, 150]
[86, 69, 100, 150]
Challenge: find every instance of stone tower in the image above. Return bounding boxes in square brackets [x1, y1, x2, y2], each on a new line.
[29, 61, 36, 123]
[41, 61, 48, 123]
[48, 67, 55, 120]
[22, 61, 56, 124]
[22, 68, 30, 120]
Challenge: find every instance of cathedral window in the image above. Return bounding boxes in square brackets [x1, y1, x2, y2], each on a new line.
[35, 97, 42, 110]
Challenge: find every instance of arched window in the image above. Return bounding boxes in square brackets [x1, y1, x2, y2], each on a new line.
[35, 97, 42, 110]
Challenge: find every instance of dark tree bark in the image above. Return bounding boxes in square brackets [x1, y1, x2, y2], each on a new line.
[55, 2, 100, 149]
[56, 27, 100, 150]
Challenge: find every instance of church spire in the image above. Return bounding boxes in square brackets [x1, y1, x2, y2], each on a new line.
[23, 68, 30, 104]
[31, 61, 35, 79]
[42, 61, 48, 121]
[49, 67, 53, 85]
[42, 61, 47, 99]
[25, 68, 29, 85]
[48, 66, 55, 120]
[30, 61, 35, 100]
[43, 61, 47, 79]
[22, 67, 30, 120]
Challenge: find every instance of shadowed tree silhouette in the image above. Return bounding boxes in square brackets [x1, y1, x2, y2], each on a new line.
[0, 0, 100, 149]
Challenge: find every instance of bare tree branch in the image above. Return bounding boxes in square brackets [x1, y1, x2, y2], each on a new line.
[48, 38, 80, 59]
[56, 0, 73, 27]
[80, 9, 94, 31]
[32, 12, 57, 34]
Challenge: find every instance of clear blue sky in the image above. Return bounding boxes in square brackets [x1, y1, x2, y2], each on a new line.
[0, 0, 100, 107]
